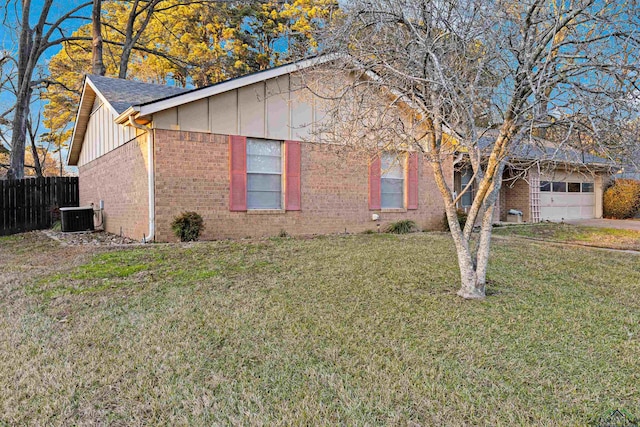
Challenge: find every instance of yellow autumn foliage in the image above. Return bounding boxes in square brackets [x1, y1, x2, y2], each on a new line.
[42, 0, 339, 149]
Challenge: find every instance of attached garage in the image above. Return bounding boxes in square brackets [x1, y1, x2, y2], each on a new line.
[539, 172, 596, 221]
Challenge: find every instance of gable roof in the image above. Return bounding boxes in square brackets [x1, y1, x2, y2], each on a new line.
[69, 55, 340, 165]
[88, 75, 189, 115]
[68, 75, 190, 165]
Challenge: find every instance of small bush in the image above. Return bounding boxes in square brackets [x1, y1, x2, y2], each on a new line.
[443, 209, 468, 231]
[278, 229, 289, 238]
[603, 179, 640, 219]
[385, 219, 417, 234]
[50, 205, 61, 223]
[171, 211, 204, 242]
[361, 229, 376, 234]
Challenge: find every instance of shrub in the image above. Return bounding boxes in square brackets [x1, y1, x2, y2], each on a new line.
[603, 179, 640, 219]
[385, 219, 417, 234]
[171, 211, 204, 242]
[443, 209, 468, 231]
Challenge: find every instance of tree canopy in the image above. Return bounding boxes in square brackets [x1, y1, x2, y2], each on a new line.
[1, 0, 338, 178]
[40, 0, 337, 153]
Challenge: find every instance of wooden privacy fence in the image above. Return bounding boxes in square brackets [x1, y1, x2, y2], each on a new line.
[0, 177, 79, 236]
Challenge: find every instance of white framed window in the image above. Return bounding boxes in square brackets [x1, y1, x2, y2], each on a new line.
[381, 153, 405, 209]
[246, 138, 282, 209]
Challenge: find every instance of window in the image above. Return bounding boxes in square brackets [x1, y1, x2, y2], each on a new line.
[460, 168, 474, 207]
[229, 136, 301, 212]
[369, 152, 418, 211]
[582, 182, 594, 193]
[552, 181, 567, 192]
[381, 153, 404, 208]
[540, 181, 551, 192]
[567, 182, 581, 192]
[247, 139, 282, 209]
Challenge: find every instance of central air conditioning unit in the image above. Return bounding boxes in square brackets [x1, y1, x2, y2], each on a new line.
[60, 206, 95, 232]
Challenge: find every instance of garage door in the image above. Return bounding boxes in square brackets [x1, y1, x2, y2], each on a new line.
[540, 180, 595, 221]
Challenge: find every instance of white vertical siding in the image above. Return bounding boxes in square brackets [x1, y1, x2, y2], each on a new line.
[77, 101, 137, 167]
[238, 82, 266, 138]
[209, 91, 238, 135]
[178, 98, 208, 132]
[265, 76, 289, 140]
[151, 72, 333, 142]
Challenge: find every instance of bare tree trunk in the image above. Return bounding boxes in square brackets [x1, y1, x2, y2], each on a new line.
[474, 167, 505, 286]
[429, 138, 487, 299]
[7, 0, 37, 180]
[28, 121, 42, 177]
[92, 0, 105, 76]
[7, 87, 30, 180]
[118, 44, 134, 79]
[118, 0, 160, 79]
[450, 219, 483, 299]
[8, 0, 55, 180]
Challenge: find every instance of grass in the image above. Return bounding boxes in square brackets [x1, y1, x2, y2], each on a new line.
[1, 231, 639, 425]
[493, 222, 640, 251]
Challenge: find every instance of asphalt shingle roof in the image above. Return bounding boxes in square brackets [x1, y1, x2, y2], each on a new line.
[87, 75, 190, 114]
[476, 134, 613, 167]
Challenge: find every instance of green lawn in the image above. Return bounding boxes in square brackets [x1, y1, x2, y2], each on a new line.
[493, 223, 640, 251]
[1, 231, 639, 425]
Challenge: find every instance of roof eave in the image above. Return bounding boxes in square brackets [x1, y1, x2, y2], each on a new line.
[67, 77, 93, 166]
[509, 157, 614, 171]
[115, 106, 139, 124]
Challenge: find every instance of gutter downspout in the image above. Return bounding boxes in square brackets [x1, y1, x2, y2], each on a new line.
[128, 116, 155, 243]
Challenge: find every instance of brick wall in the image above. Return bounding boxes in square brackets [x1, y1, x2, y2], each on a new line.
[503, 173, 531, 222]
[498, 185, 507, 221]
[79, 135, 149, 240]
[153, 129, 451, 242]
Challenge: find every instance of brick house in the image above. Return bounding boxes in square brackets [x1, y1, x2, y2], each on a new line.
[453, 135, 611, 223]
[68, 57, 609, 242]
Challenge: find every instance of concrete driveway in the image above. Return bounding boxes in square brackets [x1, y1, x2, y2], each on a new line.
[565, 218, 640, 231]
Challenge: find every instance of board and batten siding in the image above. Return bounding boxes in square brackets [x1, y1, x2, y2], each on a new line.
[77, 99, 138, 167]
[152, 74, 329, 142]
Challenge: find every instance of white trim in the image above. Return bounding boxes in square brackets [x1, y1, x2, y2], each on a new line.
[136, 55, 341, 118]
[67, 81, 90, 165]
[114, 106, 137, 124]
[89, 99, 104, 117]
[85, 77, 121, 117]
[128, 116, 155, 243]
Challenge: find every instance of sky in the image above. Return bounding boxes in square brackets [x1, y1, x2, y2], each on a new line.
[1, 0, 93, 168]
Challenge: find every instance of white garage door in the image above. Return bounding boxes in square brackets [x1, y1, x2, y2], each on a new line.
[540, 180, 595, 221]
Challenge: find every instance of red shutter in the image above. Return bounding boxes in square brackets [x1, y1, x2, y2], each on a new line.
[285, 140, 301, 211]
[368, 155, 381, 210]
[407, 152, 419, 210]
[229, 135, 247, 211]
